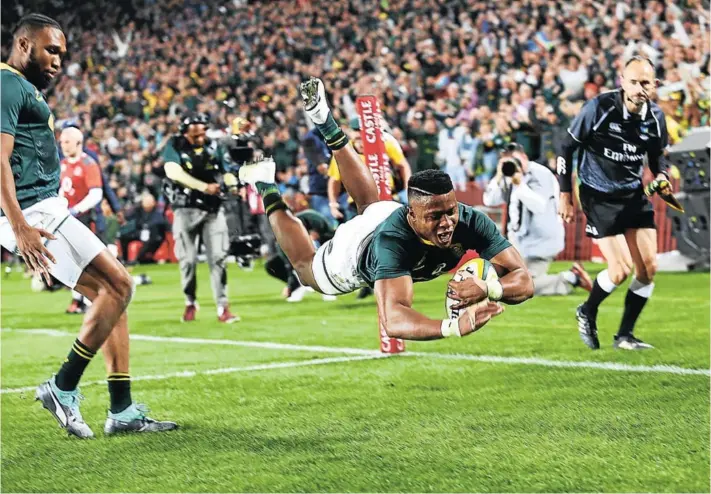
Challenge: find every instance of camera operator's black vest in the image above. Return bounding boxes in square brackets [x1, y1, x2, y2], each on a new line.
[166, 135, 222, 212]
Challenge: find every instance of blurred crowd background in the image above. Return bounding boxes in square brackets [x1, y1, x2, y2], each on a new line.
[2, 0, 709, 263]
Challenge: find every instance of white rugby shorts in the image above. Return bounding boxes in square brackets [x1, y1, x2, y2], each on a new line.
[312, 201, 403, 296]
[0, 197, 106, 288]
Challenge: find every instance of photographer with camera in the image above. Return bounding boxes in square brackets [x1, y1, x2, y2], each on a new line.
[162, 113, 240, 323]
[483, 143, 592, 297]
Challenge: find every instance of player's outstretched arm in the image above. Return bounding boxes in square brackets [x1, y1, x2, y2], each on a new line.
[375, 275, 504, 341]
[448, 246, 534, 309]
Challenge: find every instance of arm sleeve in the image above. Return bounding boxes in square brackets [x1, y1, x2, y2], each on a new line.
[72, 188, 104, 214]
[372, 234, 413, 282]
[164, 161, 209, 192]
[514, 182, 546, 215]
[648, 111, 670, 178]
[0, 76, 23, 136]
[483, 178, 507, 207]
[556, 131, 581, 193]
[461, 208, 512, 260]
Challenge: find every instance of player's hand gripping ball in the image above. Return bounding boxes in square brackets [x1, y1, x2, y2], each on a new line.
[446, 258, 499, 319]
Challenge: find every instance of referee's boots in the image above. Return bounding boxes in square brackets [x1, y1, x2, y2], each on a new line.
[576, 303, 600, 350]
[613, 334, 654, 350]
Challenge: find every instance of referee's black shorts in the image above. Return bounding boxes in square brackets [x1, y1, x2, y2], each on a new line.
[578, 185, 656, 239]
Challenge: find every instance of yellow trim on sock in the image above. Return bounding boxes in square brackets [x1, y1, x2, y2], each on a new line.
[265, 202, 284, 214]
[72, 343, 94, 360]
[328, 134, 347, 148]
[107, 377, 131, 381]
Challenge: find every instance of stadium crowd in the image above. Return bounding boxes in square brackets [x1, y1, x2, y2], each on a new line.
[2, 0, 709, 262]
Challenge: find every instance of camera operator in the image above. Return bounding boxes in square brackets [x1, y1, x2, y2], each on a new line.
[162, 113, 240, 323]
[483, 143, 592, 296]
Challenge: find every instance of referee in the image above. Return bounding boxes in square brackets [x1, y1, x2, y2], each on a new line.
[557, 56, 671, 351]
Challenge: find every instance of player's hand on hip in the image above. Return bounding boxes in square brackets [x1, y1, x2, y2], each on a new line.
[13, 222, 56, 286]
[457, 301, 504, 336]
[448, 276, 488, 310]
[559, 192, 574, 223]
[205, 183, 221, 195]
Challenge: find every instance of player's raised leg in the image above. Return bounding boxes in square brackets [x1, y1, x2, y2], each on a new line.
[575, 235, 631, 349]
[299, 78, 379, 213]
[613, 228, 658, 350]
[239, 159, 320, 290]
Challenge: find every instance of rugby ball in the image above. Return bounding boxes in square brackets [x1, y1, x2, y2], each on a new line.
[445, 258, 498, 319]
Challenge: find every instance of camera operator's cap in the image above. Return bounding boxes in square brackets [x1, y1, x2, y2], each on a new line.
[180, 112, 210, 133]
[503, 142, 524, 153]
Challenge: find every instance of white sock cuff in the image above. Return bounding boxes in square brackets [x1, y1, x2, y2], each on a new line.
[629, 278, 654, 298]
[596, 269, 618, 293]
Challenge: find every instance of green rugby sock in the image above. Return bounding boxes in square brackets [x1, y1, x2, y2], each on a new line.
[256, 182, 288, 217]
[107, 373, 133, 414]
[315, 113, 349, 150]
[55, 339, 96, 391]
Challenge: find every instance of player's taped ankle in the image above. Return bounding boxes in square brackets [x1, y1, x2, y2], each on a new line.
[440, 319, 461, 338]
[263, 194, 288, 217]
[317, 113, 349, 150]
[256, 182, 289, 217]
[486, 279, 503, 301]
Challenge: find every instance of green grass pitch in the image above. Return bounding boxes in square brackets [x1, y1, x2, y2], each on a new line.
[1, 262, 709, 492]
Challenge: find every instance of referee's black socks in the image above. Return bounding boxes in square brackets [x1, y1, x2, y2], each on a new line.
[618, 278, 654, 337]
[583, 269, 619, 317]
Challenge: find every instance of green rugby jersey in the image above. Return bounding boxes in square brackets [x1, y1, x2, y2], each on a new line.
[0, 63, 60, 210]
[358, 203, 511, 286]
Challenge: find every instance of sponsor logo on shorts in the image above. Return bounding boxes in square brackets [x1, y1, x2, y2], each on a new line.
[585, 224, 599, 236]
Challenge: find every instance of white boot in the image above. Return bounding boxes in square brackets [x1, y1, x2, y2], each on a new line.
[299, 77, 331, 125]
[238, 157, 276, 186]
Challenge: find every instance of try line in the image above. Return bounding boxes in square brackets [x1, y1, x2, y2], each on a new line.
[0, 354, 389, 394]
[3, 328, 709, 377]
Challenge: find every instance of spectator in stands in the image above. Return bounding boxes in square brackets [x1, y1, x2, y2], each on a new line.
[117, 192, 168, 265]
[4, 0, 705, 251]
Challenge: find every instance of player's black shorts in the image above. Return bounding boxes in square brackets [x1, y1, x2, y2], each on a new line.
[578, 185, 656, 239]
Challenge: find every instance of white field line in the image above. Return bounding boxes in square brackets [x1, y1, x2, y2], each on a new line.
[0, 354, 389, 394]
[3, 328, 710, 378]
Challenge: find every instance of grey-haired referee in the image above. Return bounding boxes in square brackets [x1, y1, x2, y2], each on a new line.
[557, 56, 671, 351]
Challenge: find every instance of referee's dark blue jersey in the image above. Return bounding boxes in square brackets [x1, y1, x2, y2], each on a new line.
[567, 90, 668, 195]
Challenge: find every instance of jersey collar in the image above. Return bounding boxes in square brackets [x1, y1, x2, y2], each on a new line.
[0, 63, 26, 79]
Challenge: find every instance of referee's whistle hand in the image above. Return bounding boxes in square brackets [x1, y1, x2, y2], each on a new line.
[558, 193, 574, 223]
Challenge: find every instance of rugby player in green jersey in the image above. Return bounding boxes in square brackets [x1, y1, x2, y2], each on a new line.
[0, 14, 176, 438]
[240, 78, 534, 340]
